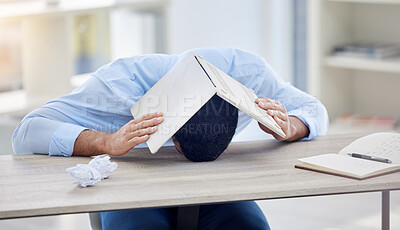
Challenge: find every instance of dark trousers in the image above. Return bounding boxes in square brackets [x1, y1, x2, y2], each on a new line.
[99, 201, 271, 230]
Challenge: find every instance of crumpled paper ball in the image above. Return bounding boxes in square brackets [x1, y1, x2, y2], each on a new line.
[88, 155, 118, 179]
[66, 155, 118, 187]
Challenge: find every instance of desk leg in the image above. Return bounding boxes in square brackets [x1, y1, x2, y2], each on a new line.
[382, 190, 390, 230]
[176, 205, 199, 230]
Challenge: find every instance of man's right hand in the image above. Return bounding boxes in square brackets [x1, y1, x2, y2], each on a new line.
[105, 112, 163, 156]
[73, 112, 163, 156]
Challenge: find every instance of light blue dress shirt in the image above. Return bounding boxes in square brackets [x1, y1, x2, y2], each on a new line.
[12, 48, 328, 156]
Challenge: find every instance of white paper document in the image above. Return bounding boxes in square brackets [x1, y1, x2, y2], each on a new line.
[131, 53, 285, 154]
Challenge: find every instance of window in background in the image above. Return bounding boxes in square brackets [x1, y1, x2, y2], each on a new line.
[73, 13, 111, 75]
[110, 8, 164, 60]
[73, 9, 165, 75]
[0, 21, 22, 92]
[261, 0, 293, 83]
[292, 0, 307, 92]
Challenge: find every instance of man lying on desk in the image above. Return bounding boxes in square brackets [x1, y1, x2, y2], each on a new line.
[12, 48, 328, 230]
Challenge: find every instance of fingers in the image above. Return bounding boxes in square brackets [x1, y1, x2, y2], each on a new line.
[256, 98, 290, 140]
[126, 113, 163, 144]
[267, 109, 288, 121]
[273, 116, 286, 127]
[255, 98, 271, 104]
[127, 114, 163, 132]
[133, 117, 163, 131]
[108, 113, 163, 156]
[131, 126, 158, 137]
[256, 98, 287, 114]
[128, 135, 150, 146]
[130, 112, 163, 125]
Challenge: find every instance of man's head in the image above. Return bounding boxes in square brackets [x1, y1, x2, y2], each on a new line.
[172, 95, 238, 162]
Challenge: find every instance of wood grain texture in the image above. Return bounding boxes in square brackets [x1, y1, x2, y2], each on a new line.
[1, 132, 399, 219]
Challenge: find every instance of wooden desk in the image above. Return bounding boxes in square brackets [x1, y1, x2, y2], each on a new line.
[0, 133, 399, 229]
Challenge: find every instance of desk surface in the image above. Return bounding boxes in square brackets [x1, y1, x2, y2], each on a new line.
[1, 132, 399, 219]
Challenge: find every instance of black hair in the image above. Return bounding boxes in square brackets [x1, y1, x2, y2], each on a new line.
[173, 94, 238, 162]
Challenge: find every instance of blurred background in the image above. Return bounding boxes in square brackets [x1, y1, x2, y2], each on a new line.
[0, 0, 399, 229]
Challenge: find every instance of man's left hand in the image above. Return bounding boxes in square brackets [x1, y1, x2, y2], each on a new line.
[255, 98, 309, 141]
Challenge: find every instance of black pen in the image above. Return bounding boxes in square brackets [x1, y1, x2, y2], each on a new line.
[347, 153, 392, 164]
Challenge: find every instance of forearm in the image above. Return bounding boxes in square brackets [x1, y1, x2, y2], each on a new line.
[73, 112, 163, 157]
[73, 130, 110, 156]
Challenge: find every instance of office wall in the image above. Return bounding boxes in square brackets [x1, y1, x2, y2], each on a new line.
[261, 0, 293, 84]
[167, 0, 263, 55]
[167, 0, 293, 83]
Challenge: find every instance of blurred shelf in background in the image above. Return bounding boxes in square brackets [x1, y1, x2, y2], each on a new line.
[325, 56, 400, 74]
[308, 0, 400, 134]
[328, 113, 399, 135]
[0, 0, 167, 112]
[326, 0, 400, 4]
[0, 0, 167, 19]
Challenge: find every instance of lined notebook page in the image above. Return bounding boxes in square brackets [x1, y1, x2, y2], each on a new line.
[298, 153, 398, 177]
[338, 132, 400, 164]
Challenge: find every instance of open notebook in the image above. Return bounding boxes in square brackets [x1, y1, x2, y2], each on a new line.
[295, 132, 400, 179]
[130, 52, 285, 153]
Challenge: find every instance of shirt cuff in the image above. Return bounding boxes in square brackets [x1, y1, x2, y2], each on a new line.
[49, 123, 88, 157]
[287, 108, 318, 141]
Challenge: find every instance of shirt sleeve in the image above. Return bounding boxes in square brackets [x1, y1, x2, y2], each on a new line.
[12, 75, 120, 156]
[12, 117, 88, 156]
[255, 59, 329, 140]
